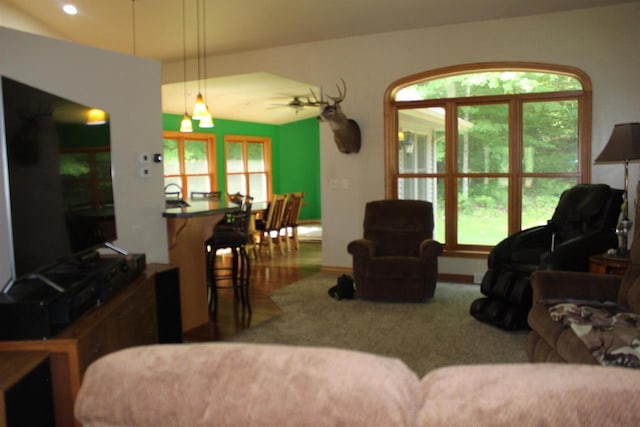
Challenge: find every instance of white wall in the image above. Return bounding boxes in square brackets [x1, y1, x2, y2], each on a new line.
[164, 3, 640, 276]
[2, 3, 637, 281]
[0, 27, 168, 284]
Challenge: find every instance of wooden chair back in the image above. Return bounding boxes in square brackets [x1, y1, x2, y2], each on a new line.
[283, 192, 304, 227]
[265, 194, 288, 231]
[255, 194, 288, 256]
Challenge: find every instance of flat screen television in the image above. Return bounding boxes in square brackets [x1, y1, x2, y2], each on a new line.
[1, 77, 116, 284]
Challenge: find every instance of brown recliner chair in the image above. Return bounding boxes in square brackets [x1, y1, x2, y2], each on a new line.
[347, 200, 443, 300]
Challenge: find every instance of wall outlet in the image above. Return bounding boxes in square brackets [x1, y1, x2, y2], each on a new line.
[138, 153, 150, 164]
[473, 273, 484, 284]
[138, 167, 151, 178]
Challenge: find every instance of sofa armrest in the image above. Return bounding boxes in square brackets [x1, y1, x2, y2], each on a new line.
[75, 343, 420, 427]
[539, 231, 618, 271]
[530, 270, 621, 303]
[489, 225, 549, 268]
[419, 239, 443, 261]
[347, 238, 376, 289]
[347, 238, 375, 259]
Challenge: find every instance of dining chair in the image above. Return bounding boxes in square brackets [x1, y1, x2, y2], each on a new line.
[254, 194, 288, 257]
[280, 192, 304, 251]
[190, 191, 222, 200]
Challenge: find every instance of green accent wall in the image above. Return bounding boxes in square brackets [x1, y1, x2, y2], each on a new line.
[162, 113, 320, 220]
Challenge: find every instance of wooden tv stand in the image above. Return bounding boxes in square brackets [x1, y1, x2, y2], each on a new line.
[0, 263, 180, 427]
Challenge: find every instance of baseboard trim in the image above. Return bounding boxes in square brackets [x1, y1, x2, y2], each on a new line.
[439, 273, 475, 284]
[321, 266, 475, 284]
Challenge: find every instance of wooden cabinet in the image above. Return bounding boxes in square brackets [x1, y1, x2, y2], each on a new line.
[165, 212, 225, 332]
[0, 351, 54, 427]
[0, 264, 179, 427]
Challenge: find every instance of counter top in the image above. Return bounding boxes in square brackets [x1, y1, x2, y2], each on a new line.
[162, 199, 240, 218]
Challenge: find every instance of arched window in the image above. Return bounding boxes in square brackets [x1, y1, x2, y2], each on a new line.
[384, 62, 592, 256]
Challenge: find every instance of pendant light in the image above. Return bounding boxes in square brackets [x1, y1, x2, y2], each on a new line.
[197, 0, 214, 128]
[191, 0, 210, 121]
[179, 0, 193, 133]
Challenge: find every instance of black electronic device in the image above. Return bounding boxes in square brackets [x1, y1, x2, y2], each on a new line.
[1, 76, 116, 286]
[0, 253, 146, 341]
[0, 273, 99, 340]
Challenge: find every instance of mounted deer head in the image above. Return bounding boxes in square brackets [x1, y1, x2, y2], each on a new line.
[308, 79, 361, 154]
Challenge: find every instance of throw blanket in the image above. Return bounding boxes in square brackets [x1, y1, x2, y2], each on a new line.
[547, 302, 640, 368]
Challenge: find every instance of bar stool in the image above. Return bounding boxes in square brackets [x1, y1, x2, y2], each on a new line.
[205, 197, 252, 319]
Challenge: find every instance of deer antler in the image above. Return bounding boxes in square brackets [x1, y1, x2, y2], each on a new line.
[325, 78, 346, 104]
[306, 86, 326, 106]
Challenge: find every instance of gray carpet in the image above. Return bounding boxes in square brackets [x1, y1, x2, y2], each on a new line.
[229, 271, 529, 376]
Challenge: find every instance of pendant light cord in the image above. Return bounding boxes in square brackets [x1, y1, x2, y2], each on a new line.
[196, 0, 202, 94]
[202, 0, 207, 102]
[131, 0, 136, 56]
[182, 0, 188, 113]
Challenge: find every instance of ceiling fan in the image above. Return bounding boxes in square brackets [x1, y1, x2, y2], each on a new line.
[268, 95, 315, 113]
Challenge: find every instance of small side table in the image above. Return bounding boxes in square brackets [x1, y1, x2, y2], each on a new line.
[589, 254, 630, 275]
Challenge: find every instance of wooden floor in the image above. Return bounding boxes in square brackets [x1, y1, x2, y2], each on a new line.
[183, 241, 323, 342]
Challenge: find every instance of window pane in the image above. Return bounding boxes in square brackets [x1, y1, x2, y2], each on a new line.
[247, 143, 265, 172]
[521, 177, 577, 229]
[523, 100, 579, 173]
[398, 177, 444, 242]
[187, 176, 210, 193]
[457, 177, 508, 245]
[458, 104, 509, 173]
[226, 142, 244, 173]
[184, 140, 208, 174]
[227, 174, 246, 196]
[398, 108, 445, 174]
[249, 173, 268, 202]
[397, 71, 582, 100]
[162, 139, 180, 175]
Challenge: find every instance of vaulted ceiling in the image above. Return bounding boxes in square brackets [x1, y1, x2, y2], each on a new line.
[4, 0, 635, 124]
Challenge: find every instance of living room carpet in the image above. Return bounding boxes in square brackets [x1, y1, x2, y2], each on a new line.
[228, 271, 529, 376]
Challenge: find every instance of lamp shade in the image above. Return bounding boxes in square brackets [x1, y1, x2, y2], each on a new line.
[180, 113, 193, 133]
[192, 93, 209, 120]
[198, 110, 214, 128]
[595, 123, 640, 163]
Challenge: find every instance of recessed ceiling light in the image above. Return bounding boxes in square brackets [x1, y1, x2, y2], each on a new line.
[62, 4, 78, 15]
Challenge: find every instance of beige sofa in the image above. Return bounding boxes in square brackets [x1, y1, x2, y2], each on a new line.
[75, 343, 640, 426]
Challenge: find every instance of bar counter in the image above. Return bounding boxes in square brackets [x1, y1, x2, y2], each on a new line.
[163, 199, 240, 332]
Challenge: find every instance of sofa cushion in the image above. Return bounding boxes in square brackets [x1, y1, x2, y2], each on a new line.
[75, 343, 421, 427]
[417, 363, 640, 427]
[528, 303, 597, 364]
[547, 303, 640, 367]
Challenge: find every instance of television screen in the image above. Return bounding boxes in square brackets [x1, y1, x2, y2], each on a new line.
[2, 77, 116, 279]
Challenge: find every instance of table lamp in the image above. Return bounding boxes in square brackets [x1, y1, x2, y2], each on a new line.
[595, 122, 640, 257]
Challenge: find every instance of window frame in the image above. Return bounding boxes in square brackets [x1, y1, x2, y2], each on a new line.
[162, 131, 217, 196]
[223, 135, 272, 201]
[384, 62, 592, 257]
